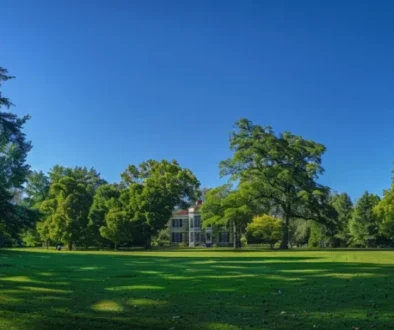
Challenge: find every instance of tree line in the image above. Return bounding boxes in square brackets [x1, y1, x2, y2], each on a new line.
[1, 66, 394, 250]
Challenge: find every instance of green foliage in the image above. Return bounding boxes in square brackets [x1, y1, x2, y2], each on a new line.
[374, 184, 394, 240]
[23, 171, 50, 209]
[349, 191, 381, 247]
[246, 215, 282, 248]
[201, 184, 253, 248]
[329, 192, 353, 247]
[0, 223, 14, 247]
[39, 176, 92, 249]
[19, 228, 40, 247]
[88, 184, 123, 246]
[219, 118, 335, 249]
[153, 227, 170, 247]
[49, 165, 106, 195]
[99, 210, 131, 250]
[0, 67, 32, 241]
[290, 219, 311, 247]
[122, 160, 200, 248]
[308, 222, 327, 248]
[240, 234, 247, 247]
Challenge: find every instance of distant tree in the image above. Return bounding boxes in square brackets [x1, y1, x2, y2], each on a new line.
[246, 215, 282, 248]
[200, 187, 211, 202]
[374, 183, 394, 242]
[349, 191, 380, 247]
[308, 221, 327, 248]
[100, 210, 132, 250]
[153, 227, 170, 247]
[220, 118, 336, 249]
[330, 192, 353, 247]
[36, 218, 51, 248]
[24, 171, 50, 209]
[0, 223, 14, 247]
[290, 219, 311, 247]
[19, 228, 40, 247]
[122, 160, 200, 248]
[201, 184, 253, 248]
[49, 165, 106, 195]
[89, 184, 124, 247]
[39, 176, 92, 250]
[0, 67, 32, 242]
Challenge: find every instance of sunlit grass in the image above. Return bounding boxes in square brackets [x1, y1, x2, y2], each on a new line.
[1, 248, 394, 329]
[92, 300, 124, 312]
[105, 285, 165, 291]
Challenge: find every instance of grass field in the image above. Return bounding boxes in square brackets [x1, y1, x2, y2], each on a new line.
[1, 248, 394, 330]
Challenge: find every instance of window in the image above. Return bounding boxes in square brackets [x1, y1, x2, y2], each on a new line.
[206, 232, 211, 241]
[171, 232, 183, 243]
[219, 232, 229, 243]
[190, 218, 194, 228]
[190, 232, 194, 242]
[195, 232, 200, 242]
[194, 216, 201, 227]
[172, 219, 183, 228]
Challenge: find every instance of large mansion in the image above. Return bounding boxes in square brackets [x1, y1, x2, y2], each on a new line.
[168, 201, 232, 247]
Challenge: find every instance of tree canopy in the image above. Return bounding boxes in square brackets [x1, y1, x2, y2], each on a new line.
[330, 192, 353, 246]
[219, 118, 336, 249]
[246, 215, 282, 248]
[349, 191, 381, 247]
[374, 184, 394, 241]
[201, 184, 253, 248]
[0, 67, 32, 244]
[39, 177, 92, 250]
[122, 160, 201, 248]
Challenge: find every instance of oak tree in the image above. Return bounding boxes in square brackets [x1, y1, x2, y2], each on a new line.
[220, 118, 335, 249]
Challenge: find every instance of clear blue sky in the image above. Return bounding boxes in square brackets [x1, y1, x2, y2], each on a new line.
[1, 0, 394, 199]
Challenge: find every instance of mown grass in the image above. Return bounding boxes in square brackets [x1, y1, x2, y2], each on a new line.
[1, 248, 394, 330]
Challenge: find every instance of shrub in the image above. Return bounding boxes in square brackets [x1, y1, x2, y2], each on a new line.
[20, 228, 40, 247]
[246, 215, 282, 249]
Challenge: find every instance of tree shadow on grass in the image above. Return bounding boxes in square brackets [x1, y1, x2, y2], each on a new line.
[1, 249, 394, 329]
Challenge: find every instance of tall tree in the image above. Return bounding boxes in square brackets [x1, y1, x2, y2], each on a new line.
[0, 67, 32, 243]
[349, 191, 380, 247]
[201, 184, 253, 248]
[100, 210, 132, 250]
[122, 160, 200, 248]
[330, 192, 353, 246]
[308, 221, 327, 248]
[49, 165, 106, 195]
[374, 184, 394, 242]
[290, 219, 311, 247]
[24, 171, 50, 209]
[89, 184, 124, 247]
[220, 118, 335, 249]
[39, 176, 92, 250]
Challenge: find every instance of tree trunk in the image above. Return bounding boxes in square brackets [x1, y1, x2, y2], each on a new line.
[68, 241, 73, 251]
[233, 220, 237, 249]
[232, 221, 242, 248]
[236, 228, 242, 248]
[280, 215, 290, 249]
[144, 235, 152, 249]
[270, 243, 274, 249]
[114, 243, 117, 251]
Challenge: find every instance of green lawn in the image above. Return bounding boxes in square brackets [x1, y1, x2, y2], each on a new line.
[1, 249, 394, 330]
